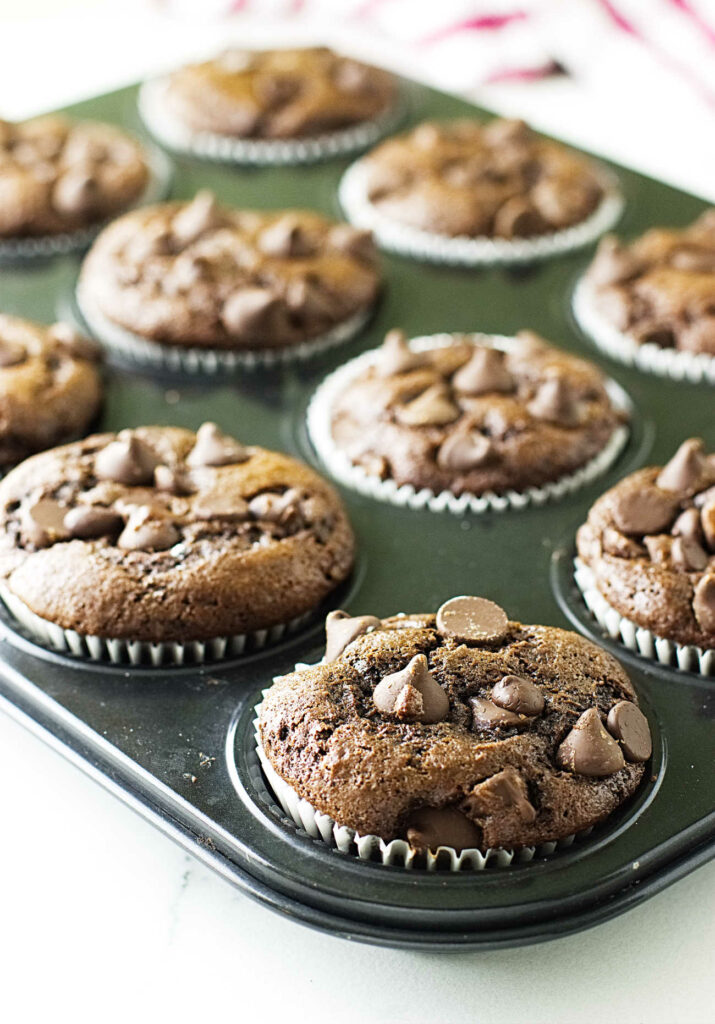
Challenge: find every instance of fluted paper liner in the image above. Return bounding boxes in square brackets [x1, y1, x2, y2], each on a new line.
[574, 558, 714, 676]
[254, 690, 587, 871]
[138, 77, 405, 166]
[76, 284, 372, 374]
[0, 142, 172, 263]
[339, 159, 623, 266]
[573, 277, 715, 386]
[0, 586, 313, 667]
[307, 332, 631, 515]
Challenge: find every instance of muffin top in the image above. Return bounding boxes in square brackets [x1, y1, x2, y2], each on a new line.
[258, 596, 650, 852]
[359, 118, 605, 239]
[577, 438, 715, 649]
[79, 192, 381, 350]
[0, 314, 103, 467]
[0, 116, 149, 238]
[327, 329, 625, 495]
[161, 46, 398, 139]
[584, 210, 715, 356]
[0, 424, 354, 643]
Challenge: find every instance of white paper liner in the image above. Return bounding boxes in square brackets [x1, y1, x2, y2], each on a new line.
[307, 332, 631, 515]
[76, 283, 372, 374]
[573, 558, 714, 676]
[138, 77, 405, 166]
[0, 586, 313, 667]
[573, 277, 715, 386]
[253, 693, 584, 871]
[339, 159, 624, 266]
[0, 141, 173, 263]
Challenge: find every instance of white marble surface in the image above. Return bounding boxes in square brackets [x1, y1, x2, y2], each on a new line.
[0, 4, 713, 1021]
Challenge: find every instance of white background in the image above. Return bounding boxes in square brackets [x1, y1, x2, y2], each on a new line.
[0, 2, 713, 1022]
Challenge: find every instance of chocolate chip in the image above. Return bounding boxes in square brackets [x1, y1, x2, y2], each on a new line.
[492, 675, 544, 716]
[557, 707, 626, 777]
[46, 322, 101, 361]
[0, 337, 27, 367]
[328, 224, 376, 263]
[404, 805, 482, 853]
[469, 696, 526, 730]
[117, 507, 180, 552]
[221, 288, 281, 337]
[258, 216, 313, 259]
[373, 654, 449, 724]
[493, 196, 545, 238]
[672, 507, 704, 544]
[672, 536, 709, 571]
[611, 488, 678, 536]
[656, 439, 707, 494]
[51, 169, 100, 216]
[21, 498, 70, 547]
[376, 329, 424, 377]
[193, 492, 249, 521]
[606, 701, 652, 763]
[452, 348, 514, 396]
[694, 485, 715, 509]
[527, 377, 579, 427]
[63, 505, 122, 539]
[460, 768, 536, 823]
[154, 465, 192, 496]
[693, 574, 715, 633]
[171, 190, 223, 245]
[436, 431, 493, 472]
[95, 433, 159, 486]
[702, 499, 715, 551]
[436, 596, 509, 644]
[396, 385, 459, 427]
[324, 610, 381, 662]
[186, 423, 249, 468]
[248, 488, 301, 524]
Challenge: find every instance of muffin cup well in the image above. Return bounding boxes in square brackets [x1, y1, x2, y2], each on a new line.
[0, 142, 173, 263]
[76, 283, 373, 374]
[573, 277, 715, 386]
[0, 586, 313, 667]
[339, 159, 624, 266]
[573, 558, 714, 676]
[138, 77, 406, 166]
[307, 332, 631, 515]
[254, 694, 583, 871]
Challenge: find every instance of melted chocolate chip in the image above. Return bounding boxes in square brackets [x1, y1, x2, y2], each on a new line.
[193, 492, 249, 521]
[258, 216, 313, 259]
[672, 507, 703, 544]
[396, 385, 459, 427]
[117, 507, 180, 552]
[21, 498, 69, 547]
[154, 464, 192, 496]
[460, 768, 536, 823]
[491, 675, 544, 716]
[63, 505, 122, 540]
[527, 377, 579, 427]
[436, 431, 492, 472]
[248, 489, 301, 524]
[672, 536, 709, 572]
[656, 439, 707, 494]
[52, 169, 100, 216]
[221, 288, 280, 337]
[606, 701, 652, 763]
[611, 488, 678, 537]
[324, 610, 381, 662]
[700, 499, 715, 552]
[436, 596, 509, 644]
[404, 805, 482, 853]
[452, 348, 514, 396]
[373, 654, 449, 724]
[186, 423, 249, 468]
[469, 696, 526, 730]
[556, 707, 625, 777]
[376, 329, 424, 377]
[171, 190, 223, 245]
[95, 433, 159, 486]
[693, 575, 715, 633]
[0, 337, 27, 368]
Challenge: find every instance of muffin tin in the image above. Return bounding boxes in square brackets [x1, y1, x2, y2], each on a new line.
[0, 77, 712, 951]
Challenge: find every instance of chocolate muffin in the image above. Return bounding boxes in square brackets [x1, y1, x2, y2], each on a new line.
[340, 118, 616, 261]
[577, 438, 715, 650]
[78, 193, 380, 359]
[0, 116, 149, 238]
[0, 314, 102, 467]
[312, 329, 627, 502]
[154, 47, 398, 141]
[258, 596, 651, 854]
[0, 424, 354, 655]
[581, 210, 715, 357]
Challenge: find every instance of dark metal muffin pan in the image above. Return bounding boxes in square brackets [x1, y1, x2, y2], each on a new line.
[0, 78, 712, 951]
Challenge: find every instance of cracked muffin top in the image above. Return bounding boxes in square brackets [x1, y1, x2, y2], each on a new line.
[584, 210, 715, 356]
[359, 118, 605, 239]
[0, 314, 103, 467]
[258, 596, 651, 852]
[159, 46, 398, 139]
[0, 423, 354, 643]
[0, 116, 149, 238]
[577, 438, 715, 649]
[78, 192, 381, 351]
[327, 329, 626, 495]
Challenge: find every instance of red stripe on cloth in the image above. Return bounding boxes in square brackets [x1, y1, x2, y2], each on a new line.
[666, 0, 715, 46]
[484, 59, 567, 83]
[420, 11, 529, 45]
